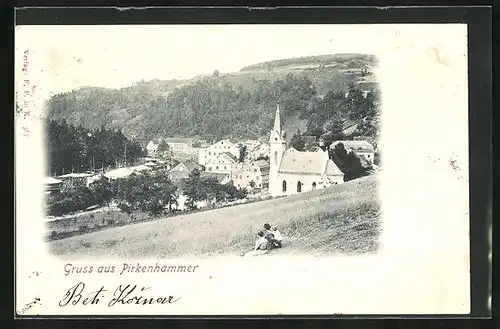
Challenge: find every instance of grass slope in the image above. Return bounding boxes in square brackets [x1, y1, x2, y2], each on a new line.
[49, 175, 381, 259]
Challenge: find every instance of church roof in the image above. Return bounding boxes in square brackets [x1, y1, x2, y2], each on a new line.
[278, 150, 335, 175]
[325, 159, 344, 176]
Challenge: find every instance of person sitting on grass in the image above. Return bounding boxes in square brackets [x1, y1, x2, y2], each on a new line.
[255, 230, 270, 251]
[263, 223, 282, 249]
[271, 225, 283, 248]
[243, 231, 270, 257]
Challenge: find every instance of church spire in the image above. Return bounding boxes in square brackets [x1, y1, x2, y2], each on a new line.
[273, 102, 281, 133]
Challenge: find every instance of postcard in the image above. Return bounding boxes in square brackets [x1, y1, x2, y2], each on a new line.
[15, 23, 470, 316]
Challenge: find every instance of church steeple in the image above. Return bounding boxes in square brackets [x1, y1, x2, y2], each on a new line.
[270, 102, 284, 143]
[273, 102, 281, 134]
[269, 101, 287, 197]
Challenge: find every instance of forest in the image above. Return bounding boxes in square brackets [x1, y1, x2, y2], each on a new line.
[46, 119, 145, 176]
[46, 72, 380, 146]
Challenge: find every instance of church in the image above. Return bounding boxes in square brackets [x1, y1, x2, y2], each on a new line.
[268, 104, 345, 197]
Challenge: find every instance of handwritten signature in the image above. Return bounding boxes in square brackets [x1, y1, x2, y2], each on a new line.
[59, 281, 181, 307]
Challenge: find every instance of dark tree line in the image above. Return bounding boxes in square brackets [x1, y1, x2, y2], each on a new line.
[46, 119, 145, 176]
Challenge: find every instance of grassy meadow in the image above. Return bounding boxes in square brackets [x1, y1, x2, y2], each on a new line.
[49, 174, 381, 259]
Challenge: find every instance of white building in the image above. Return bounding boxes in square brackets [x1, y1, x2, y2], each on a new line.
[205, 152, 238, 176]
[269, 104, 344, 197]
[330, 140, 375, 165]
[198, 139, 240, 167]
[232, 160, 270, 190]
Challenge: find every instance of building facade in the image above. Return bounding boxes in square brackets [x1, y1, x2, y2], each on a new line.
[205, 152, 238, 176]
[232, 160, 270, 190]
[198, 139, 240, 167]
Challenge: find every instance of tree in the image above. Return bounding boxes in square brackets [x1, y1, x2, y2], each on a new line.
[239, 145, 248, 162]
[329, 143, 369, 181]
[290, 132, 306, 151]
[114, 171, 177, 216]
[89, 176, 114, 206]
[321, 119, 345, 148]
[157, 139, 172, 158]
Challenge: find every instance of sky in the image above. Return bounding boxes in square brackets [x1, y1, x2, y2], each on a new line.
[15, 24, 467, 101]
[15, 24, 388, 98]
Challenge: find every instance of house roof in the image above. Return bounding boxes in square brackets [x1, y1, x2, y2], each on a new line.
[131, 164, 152, 172]
[58, 173, 93, 179]
[200, 172, 229, 183]
[331, 140, 374, 152]
[164, 138, 196, 144]
[104, 168, 134, 179]
[278, 149, 332, 175]
[219, 152, 238, 163]
[174, 159, 203, 172]
[45, 177, 63, 185]
[252, 160, 270, 168]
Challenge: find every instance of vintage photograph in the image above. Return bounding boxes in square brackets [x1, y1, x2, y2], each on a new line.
[16, 22, 471, 316]
[36, 26, 382, 259]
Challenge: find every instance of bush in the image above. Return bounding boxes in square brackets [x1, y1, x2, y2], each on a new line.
[46, 184, 98, 216]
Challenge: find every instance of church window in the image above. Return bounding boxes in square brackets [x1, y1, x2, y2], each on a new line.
[282, 180, 287, 192]
[297, 181, 302, 193]
[224, 166, 226, 170]
[312, 182, 317, 190]
[256, 176, 259, 180]
[216, 166, 219, 170]
[208, 167, 212, 171]
[274, 151, 278, 166]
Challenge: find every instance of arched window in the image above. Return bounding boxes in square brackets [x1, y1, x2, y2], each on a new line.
[312, 182, 317, 190]
[274, 151, 278, 166]
[297, 181, 302, 193]
[282, 180, 287, 192]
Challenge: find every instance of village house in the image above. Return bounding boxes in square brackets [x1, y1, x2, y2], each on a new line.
[198, 139, 240, 167]
[232, 160, 270, 190]
[146, 140, 159, 156]
[269, 104, 344, 197]
[205, 152, 238, 177]
[164, 138, 197, 157]
[168, 159, 204, 181]
[44, 177, 63, 194]
[242, 140, 270, 162]
[353, 136, 378, 151]
[147, 138, 201, 160]
[329, 140, 375, 165]
[56, 172, 94, 187]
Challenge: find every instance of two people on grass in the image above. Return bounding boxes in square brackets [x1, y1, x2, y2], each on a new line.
[247, 223, 283, 256]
